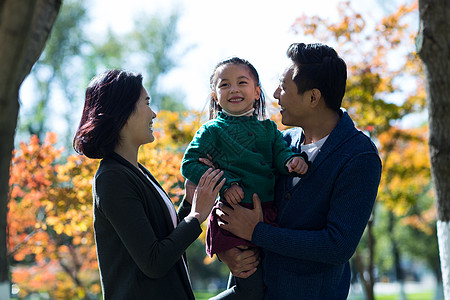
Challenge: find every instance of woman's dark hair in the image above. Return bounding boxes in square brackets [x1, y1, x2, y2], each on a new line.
[208, 57, 266, 120]
[287, 43, 347, 112]
[73, 69, 143, 159]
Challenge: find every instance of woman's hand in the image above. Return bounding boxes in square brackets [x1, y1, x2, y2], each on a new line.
[189, 168, 225, 223]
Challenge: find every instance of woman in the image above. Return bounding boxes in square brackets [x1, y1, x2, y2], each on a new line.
[73, 69, 225, 299]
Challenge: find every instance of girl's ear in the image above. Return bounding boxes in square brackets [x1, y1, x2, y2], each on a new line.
[255, 85, 261, 100]
[212, 92, 218, 103]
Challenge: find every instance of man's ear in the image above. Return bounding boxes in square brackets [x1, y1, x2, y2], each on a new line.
[310, 88, 322, 107]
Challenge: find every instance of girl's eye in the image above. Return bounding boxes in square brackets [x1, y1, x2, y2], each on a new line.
[239, 81, 248, 85]
[219, 83, 228, 88]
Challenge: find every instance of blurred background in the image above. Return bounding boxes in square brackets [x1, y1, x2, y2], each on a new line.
[8, 0, 442, 299]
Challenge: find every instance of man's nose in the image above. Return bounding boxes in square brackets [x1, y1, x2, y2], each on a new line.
[273, 87, 280, 99]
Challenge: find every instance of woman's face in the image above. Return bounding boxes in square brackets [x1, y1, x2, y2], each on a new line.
[121, 87, 157, 147]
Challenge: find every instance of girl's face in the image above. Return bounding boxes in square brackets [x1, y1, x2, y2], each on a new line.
[213, 64, 261, 115]
[121, 87, 157, 148]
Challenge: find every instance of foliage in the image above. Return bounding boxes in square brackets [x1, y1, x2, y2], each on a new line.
[151, 110, 206, 150]
[377, 126, 432, 214]
[138, 110, 206, 204]
[8, 133, 99, 298]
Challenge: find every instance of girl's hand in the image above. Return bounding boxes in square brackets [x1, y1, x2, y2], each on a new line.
[288, 156, 309, 175]
[199, 153, 216, 169]
[189, 168, 225, 223]
[224, 184, 244, 205]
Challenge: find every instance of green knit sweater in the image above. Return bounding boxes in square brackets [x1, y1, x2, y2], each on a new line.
[181, 112, 298, 204]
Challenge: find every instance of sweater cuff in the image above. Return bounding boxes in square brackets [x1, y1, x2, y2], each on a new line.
[182, 214, 202, 235]
[184, 214, 201, 227]
[251, 221, 267, 245]
[177, 197, 193, 220]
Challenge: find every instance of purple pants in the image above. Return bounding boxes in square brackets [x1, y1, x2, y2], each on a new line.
[206, 200, 277, 257]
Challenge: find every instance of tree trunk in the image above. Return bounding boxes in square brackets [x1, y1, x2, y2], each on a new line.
[353, 215, 376, 300]
[0, 0, 61, 298]
[416, 0, 450, 298]
[389, 212, 407, 300]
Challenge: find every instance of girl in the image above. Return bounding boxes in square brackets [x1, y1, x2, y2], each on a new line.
[181, 58, 309, 299]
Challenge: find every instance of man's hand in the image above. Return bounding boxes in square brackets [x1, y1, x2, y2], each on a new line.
[217, 193, 263, 241]
[224, 184, 244, 205]
[217, 246, 260, 278]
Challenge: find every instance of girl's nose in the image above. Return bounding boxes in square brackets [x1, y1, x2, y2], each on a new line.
[230, 84, 239, 93]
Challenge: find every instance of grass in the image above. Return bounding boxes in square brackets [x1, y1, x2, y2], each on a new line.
[374, 291, 434, 300]
[195, 290, 436, 300]
[194, 290, 215, 300]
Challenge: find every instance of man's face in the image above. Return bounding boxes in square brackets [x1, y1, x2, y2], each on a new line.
[273, 65, 309, 127]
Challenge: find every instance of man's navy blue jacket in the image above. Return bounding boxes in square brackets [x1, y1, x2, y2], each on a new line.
[252, 110, 382, 300]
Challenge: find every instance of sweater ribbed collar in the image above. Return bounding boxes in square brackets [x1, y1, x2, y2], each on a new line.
[217, 111, 257, 121]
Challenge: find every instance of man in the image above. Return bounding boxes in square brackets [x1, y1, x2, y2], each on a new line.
[214, 43, 382, 299]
